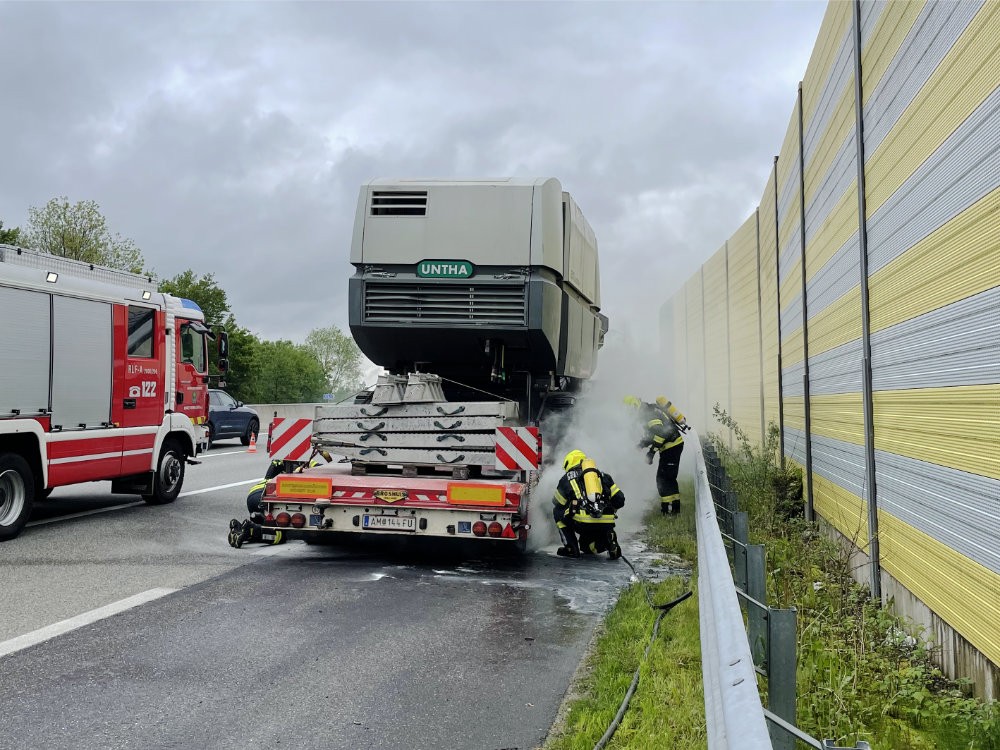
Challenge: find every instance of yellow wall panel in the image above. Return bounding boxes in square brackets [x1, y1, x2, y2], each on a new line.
[801, 0, 853, 123]
[873, 385, 1000, 480]
[865, 3, 1000, 215]
[759, 173, 781, 432]
[729, 214, 763, 439]
[684, 272, 707, 429]
[805, 87, 855, 210]
[776, 109, 800, 190]
[779, 258, 802, 311]
[805, 184, 859, 281]
[879, 510, 1000, 667]
[813, 473, 870, 551]
[782, 326, 804, 368]
[868, 186, 1000, 333]
[861, 1, 925, 104]
[810, 393, 865, 445]
[807, 287, 862, 356]
[784, 395, 805, 431]
[703, 246, 730, 434]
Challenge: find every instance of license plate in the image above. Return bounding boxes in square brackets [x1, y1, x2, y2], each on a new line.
[363, 514, 416, 531]
[309, 514, 323, 527]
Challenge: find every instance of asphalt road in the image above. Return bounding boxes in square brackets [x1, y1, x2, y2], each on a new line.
[0, 442, 677, 750]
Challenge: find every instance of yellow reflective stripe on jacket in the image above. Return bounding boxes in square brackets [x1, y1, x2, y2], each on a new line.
[554, 490, 569, 506]
[610, 484, 621, 495]
[573, 514, 617, 524]
[653, 436, 684, 452]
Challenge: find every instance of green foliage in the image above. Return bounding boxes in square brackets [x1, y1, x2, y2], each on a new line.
[159, 269, 231, 327]
[215, 320, 262, 404]
[714, 411, 1000, 750]
[710, 404, 803, 536]
[253, 340, 327, 404]
[304, 324, 364, 398]
[23, 197, 145, 273]
[546, 489, 702, 750]
[0, 219, 20, 244]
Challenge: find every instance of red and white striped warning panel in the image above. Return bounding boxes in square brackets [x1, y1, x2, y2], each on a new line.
[494, 426, 541, 471]
[268, 418, 314, 461]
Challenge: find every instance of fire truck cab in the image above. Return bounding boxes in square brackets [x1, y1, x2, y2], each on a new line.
[0, 245, 225, 541]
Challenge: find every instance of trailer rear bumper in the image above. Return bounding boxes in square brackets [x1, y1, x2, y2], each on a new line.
[260, 497, 527, 542]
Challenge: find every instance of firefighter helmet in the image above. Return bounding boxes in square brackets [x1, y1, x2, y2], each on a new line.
[563, 449, 586, 471]
[623, 395, 641, 409]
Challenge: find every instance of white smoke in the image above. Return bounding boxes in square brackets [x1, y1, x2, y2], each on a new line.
[528, 327, 680, 551]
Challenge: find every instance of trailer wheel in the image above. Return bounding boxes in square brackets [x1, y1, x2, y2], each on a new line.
[0, 453, 35, 542]
[143, 439, 185, 505]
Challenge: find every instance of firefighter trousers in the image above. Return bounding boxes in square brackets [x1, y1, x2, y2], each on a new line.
[656, 442, 684, 512]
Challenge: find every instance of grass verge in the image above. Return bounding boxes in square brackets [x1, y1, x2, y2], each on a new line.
[544, 485, 705, 750]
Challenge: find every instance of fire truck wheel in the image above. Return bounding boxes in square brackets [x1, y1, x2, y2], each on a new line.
[143, 439, 186, 505]
[0, 453, 35, 542]
[240, 419, 259, 447]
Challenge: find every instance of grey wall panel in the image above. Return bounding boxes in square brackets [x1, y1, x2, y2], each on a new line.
[871, 286, 1000, 390]
[860, 0, 889, 47]
[784, 426, 809, 465]
[778, 220, 802, 286]
[864, 0, 984, 156]
[51, 296, 112, 429]
[806, 131, 858, 245]
[868, 85, 1000, 275]
[811, 433, 867, 497]
[809, 338, 863, 395]
[783, 360, 805, 398]
[0, 286, 50, 416]
[803, 27, 855, 166]
[780, 293, 803, 335]
[876, 449, 1000, 575]
[806, 234, 862, 318]
[778, 155, 802, 226]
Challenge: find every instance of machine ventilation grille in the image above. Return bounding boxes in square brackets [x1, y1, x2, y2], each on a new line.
[363, 282, 527, 325]
[370, 191, 428, 216]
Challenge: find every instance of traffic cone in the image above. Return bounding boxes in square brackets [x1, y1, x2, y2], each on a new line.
[248, 434, 257, 453]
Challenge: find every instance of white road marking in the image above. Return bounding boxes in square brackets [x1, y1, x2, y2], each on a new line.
[0, 588, 178, 659]
[179, 479, 260, 497]
[26, 502, 144, 527]
[28, 479, 261, 527]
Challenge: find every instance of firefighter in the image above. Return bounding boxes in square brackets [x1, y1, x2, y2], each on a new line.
[552, 450, 625, 559]
[625, 395, 685, 514]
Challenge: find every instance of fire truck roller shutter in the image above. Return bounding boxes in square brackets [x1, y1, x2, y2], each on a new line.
[51, 296, 113, 429]
[0, 286, 51, 417]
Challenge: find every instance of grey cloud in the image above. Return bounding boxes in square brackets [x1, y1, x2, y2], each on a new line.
[0, 1, 825, 344]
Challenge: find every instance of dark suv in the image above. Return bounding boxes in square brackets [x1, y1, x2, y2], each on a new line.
[207, 389, 259, 447]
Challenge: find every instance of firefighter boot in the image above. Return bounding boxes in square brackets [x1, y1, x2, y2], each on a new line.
[671, 499, 681, 514]
[607, 529, 622, 560]
[556, 528, 581, 558]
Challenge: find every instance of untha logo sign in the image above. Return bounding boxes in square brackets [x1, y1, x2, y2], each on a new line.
[416, 260, 474, 278]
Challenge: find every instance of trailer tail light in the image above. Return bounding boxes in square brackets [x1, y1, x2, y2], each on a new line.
[472, 521, 487, 537]
[264, 513, 275, 523]
[275, 512, 291, 527]
[290, 513, 306, 528]
[487, 521, 503, 538]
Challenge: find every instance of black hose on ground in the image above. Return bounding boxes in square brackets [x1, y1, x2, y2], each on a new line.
[591, 555, 692, 750]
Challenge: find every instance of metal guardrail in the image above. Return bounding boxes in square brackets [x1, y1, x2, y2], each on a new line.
[696, 435, 871, 750]
[695, 433, 773, 749]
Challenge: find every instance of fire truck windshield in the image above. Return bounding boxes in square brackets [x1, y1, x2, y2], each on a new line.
[179, 322, 208, 373]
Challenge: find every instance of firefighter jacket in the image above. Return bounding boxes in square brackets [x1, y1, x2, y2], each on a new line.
[552, 466, 625, 527]
[638, 403, 683, 454]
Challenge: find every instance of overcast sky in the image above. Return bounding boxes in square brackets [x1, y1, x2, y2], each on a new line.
[0, 1, 825, 347]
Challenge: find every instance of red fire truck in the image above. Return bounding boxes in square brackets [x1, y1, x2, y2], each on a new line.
[0, 245, 227, 541]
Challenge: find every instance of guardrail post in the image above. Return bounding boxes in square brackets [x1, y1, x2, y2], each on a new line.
[746, 544, 767, 665]
[767, 607, 797, 750]
[733, 512, 749, 590]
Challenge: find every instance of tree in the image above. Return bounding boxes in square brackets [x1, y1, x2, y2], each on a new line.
[0, 220, 20, 245]
[23, 197, 145, 272]
[254, 340, 327, 403]
[304, 325, 364, 399]
[159, 270, 231, 327]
